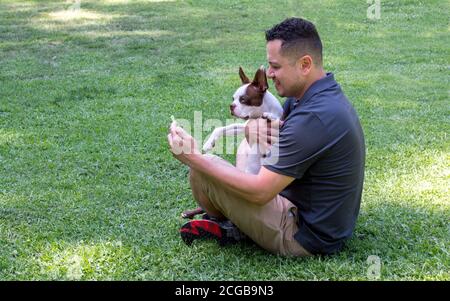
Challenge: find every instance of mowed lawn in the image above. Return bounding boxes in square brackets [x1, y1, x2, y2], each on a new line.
[0, 0, 448, 280]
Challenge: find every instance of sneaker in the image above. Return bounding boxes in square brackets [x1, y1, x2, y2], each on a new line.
[180, 218, 248, 246]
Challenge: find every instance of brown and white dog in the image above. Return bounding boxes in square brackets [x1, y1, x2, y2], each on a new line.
[182, 66, 283, 219]
[202, 66, 283, 173]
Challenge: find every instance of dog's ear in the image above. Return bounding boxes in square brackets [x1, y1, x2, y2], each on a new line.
[239, 66, 250, 84]
[252, 66, 268, 92]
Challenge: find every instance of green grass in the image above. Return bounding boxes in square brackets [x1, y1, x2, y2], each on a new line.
[0, 0, 448, 280]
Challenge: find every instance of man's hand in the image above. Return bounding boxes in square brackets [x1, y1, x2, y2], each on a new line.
[167, 120, 200, 166]
[244, 118, 281, 152]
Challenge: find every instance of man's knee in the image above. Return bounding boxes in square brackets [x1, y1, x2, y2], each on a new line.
[189, 155, 232, 182]
[189, 167, 201, 187]
[188, 166, 226, 219]
[189, 154, 235, 197]
[189, 167, 210, 192]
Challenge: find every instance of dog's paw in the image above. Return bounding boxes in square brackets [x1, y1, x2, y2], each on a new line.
[202, 139, 216, 153]
[262, 112, 277, 120]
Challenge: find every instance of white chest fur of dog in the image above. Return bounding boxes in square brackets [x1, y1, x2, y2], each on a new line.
[202, 66, 283, 174]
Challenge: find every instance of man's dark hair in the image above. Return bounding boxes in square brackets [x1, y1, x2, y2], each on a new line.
[265, 17, 323, 66]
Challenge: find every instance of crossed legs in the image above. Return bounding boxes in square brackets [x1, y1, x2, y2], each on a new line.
[188, 139, 249, 220]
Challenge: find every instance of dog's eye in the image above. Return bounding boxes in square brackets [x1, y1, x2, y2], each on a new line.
[239, 96, 247, 103]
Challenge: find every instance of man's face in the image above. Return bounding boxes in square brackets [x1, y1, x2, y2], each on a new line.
[266, 40, 306, 98]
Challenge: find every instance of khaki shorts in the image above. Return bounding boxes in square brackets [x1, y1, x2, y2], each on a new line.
[197, 155, 312, 257]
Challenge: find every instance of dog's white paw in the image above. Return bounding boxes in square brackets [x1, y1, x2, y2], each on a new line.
[202, 138, 216, 153]
[262, 112, 277, 120]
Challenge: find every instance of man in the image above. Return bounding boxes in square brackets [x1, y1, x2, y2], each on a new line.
[168, 17, 365, 256]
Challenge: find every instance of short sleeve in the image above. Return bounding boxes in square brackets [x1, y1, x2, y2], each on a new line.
[263, 111, 332, 179]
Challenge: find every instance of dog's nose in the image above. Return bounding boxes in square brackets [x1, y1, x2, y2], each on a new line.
[230, 104, 236, 113]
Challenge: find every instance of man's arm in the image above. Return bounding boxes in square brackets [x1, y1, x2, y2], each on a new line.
[188, 154, 294, 205]
[168, 124, 294, 205]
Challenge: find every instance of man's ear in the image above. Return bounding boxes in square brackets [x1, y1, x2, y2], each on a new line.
[298, 55, 313, 74]
[239, 66, 250, 84]
[252, 66, 268, 92]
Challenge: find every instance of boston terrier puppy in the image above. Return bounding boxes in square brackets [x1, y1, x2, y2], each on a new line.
[182, 66, 283, 219]
[202, 66, 283, 174]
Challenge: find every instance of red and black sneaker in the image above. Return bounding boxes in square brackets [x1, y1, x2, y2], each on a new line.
[180, 218, 248, 247]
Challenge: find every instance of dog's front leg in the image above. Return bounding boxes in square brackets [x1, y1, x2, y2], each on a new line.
[222, 123, 245, 136]
[203, 127, 223, 153]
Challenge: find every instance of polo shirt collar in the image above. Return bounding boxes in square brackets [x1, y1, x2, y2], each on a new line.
[295, 72, 338, 104]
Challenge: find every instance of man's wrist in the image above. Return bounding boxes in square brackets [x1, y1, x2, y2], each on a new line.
[186, 152, 205, 169]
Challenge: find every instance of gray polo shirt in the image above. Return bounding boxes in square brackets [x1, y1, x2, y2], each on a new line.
[263, 73, 365, 255]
